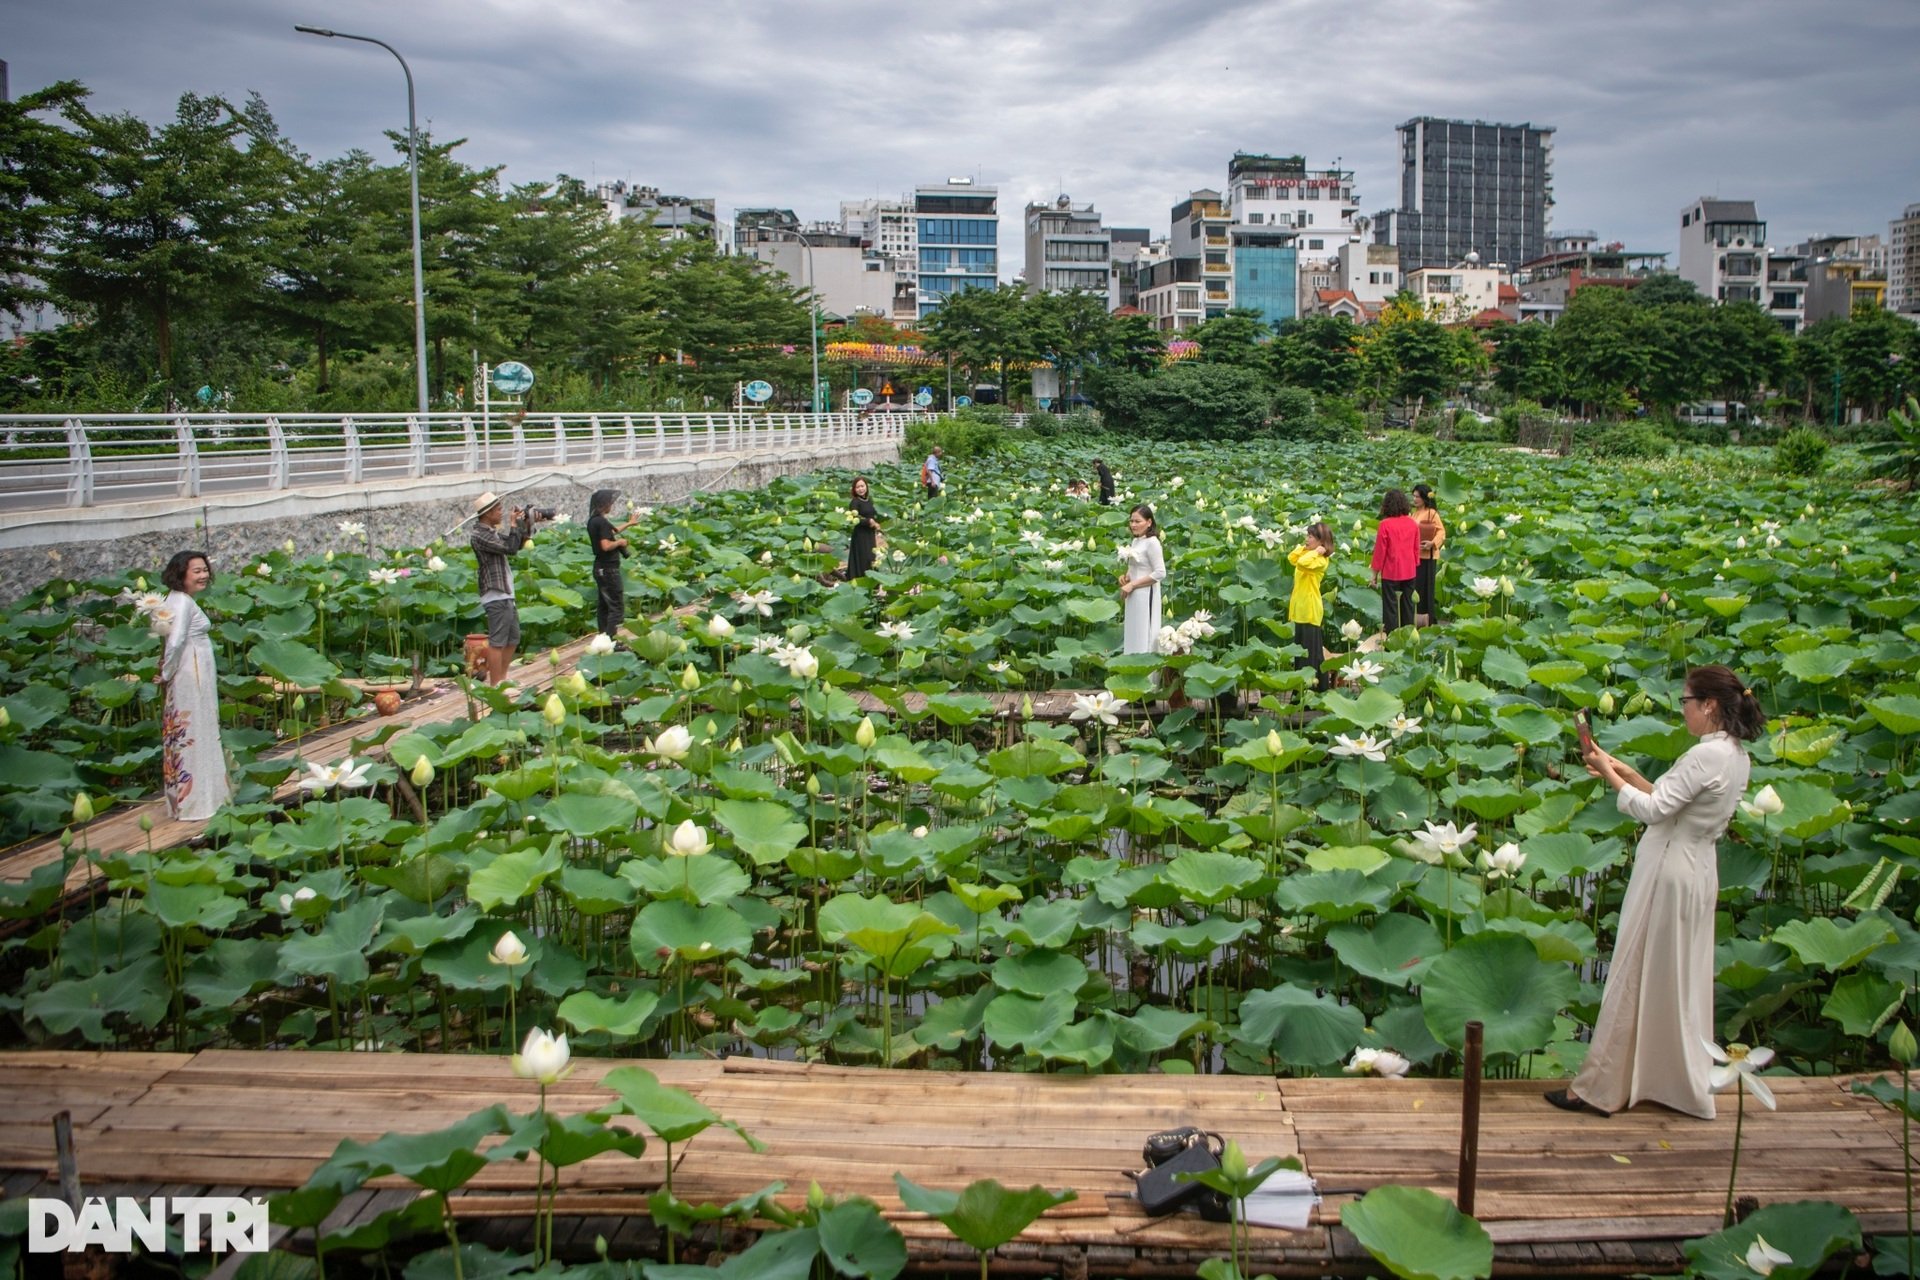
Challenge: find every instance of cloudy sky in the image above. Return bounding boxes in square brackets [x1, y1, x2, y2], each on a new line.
[7, 0, 1918, 276]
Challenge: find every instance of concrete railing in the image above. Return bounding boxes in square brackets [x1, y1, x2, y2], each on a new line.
[0, 410, 910, 511]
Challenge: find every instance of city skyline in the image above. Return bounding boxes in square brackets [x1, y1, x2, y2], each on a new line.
[6, 0, 1918, 280]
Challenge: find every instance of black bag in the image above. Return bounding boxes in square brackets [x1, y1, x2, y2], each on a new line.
[1132, 1127, 1231, 1221]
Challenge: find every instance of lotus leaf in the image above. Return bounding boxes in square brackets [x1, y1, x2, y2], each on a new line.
[992, 948, 1089, 997]
[983, 989, 1076, 1049]
[1327, 914, 1444, 987]
[466, 843, 565, 911]
[1420, 933, 1576, 1057]
[629, 900, 754, 969]
[1679, 1199, 1860, 1280]
[557, 989, 661, 1038]
[713, 798, 809, 866]
[1772, 916, 1896, 972]
[1341, 1185, 1493, 1280]
[1238, 984, 1367, 1067]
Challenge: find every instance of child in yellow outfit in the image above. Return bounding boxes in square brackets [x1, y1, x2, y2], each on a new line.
[1288, 522, 1334, 692]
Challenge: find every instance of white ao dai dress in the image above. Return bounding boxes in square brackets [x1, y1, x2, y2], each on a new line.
[159, 590, 231, 821]
[1120, 535, 1165, 655]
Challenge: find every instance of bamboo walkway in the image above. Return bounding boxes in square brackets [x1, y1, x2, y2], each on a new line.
[2, 1050, 1912, 1275]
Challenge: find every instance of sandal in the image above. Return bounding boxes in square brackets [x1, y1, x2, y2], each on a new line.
[1544, 1088, 1610, 1118]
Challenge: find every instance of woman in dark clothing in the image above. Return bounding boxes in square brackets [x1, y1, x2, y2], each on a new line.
[1094, 458, 1116, 506]
[846, 476, 883, 580]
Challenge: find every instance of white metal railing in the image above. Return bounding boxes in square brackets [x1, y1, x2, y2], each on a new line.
[0, 411, 910, 510]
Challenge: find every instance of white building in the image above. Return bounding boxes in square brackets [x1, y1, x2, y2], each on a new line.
[1023, 196, 1115, 305]
[1892, 203, 1920, 316]
[1405, 256, 1511, 323]
[1677, 198, 1767, 305]
[840, 198, 917, 262]
[592, 182, 716, 241]
[745, 235, 901, 323]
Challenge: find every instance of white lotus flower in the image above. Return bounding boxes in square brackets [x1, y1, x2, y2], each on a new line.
[300, 756, 373, 793]
[1408, 819, 1478, 864]
[1744, 1236, 1792, 1277]
[1341, 657, 1384, 685]
[126, 590, 168, 618]
[733, 588, 776, 617]
[657, 534, 680, 553]
[647, 724, 693, 761]
[277, 886, 318, 913]
[1503, 512, 1523, 524]
[511, 1028, 572, 1084]
[1387, 714, 1423, 739]
[1180, 610, 1216, 638]
[1155, 626, 1193, 656]
[707, 615, 735, 640]
[1705, 1039, 1777, 1110]
[664, 819, 712, 858]
[338, 520, 366, 537]
[426, 555, 448, 572]
[987, 660, 1011, 675]
[1069, 691, 1126, 726]
[368, 567, 402, 585]
[1471, 576, 1500, 599]
[1021, 508, 1043, 521]
[586, 632, 618, 656]
[876, 619, 915, 642]
[1329, 732, 1389, 762]
[1480, 842, 1526, 880]
[1257, 527, 1287, 548]
[1339, 618, 1365, 642]
[1116, 544, 1132, 563]
[1345, 1047, 1411, 1078]
[912, 825, 929, 839]
[1735, 535, 1748, 550]
[256, 563, 272, 578]
[783, 646, 820, 680]
[489, 930, 529, 966]
[1169, 475, 1184, 489]
[891, 549, 906, 563]
[1742, 784, 1784, 819]
[1019, 528, 1045, 547]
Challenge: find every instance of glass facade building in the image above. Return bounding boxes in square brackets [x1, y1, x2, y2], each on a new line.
[1230, 231, 1299, 328]
[1375, 118, 1554, 274]
[915, 182, 998, 319]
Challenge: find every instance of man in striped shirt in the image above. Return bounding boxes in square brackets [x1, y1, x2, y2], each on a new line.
[470, 492, 531, 685]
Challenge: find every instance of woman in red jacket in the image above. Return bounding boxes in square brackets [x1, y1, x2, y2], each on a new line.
[1370, 488, 1420, 633]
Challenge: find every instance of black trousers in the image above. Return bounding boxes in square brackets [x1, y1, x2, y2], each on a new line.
[1293, 622, 1328, 691]
[1415, 559, 1439, 621]
[593, 562, 625, 637]
[1381, 578, 1416, 632]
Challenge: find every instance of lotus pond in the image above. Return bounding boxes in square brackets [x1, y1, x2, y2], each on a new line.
[2, 435, 1918, 1093]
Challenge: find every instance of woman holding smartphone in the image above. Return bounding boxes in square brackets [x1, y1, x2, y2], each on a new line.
[1547, 665, 1765, 1118]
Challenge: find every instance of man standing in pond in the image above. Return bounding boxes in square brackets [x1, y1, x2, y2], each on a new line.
[469, 492, 545, 685]
[922, 445, 945, 500]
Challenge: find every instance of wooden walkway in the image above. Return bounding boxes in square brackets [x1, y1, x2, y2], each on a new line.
[2, 1050, 1911, 1275]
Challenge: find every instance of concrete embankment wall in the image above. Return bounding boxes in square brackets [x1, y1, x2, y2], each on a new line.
[0, 442, 898, 603]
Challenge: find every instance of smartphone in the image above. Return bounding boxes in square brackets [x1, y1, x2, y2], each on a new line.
[1576, 711, 1595, 755]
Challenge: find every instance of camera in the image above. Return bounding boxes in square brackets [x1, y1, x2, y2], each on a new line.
[529, 507, 556, 521]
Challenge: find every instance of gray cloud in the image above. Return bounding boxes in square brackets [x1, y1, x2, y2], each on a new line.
[6, 0, 1917, 275]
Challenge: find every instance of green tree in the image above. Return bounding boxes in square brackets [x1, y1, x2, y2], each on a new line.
[1555, 287, 1652, 414]
[1026, 289, 1114, 403]
[922, 285, 1037, 405]
[1271, 315, 1361, 396]
[1702, 302, 1791, 409]
[0, 80, 93, 324]
[1487, 322, 1563, 403]
[1190, 307, 1269, 367]
[1627, 273, 1705, 308]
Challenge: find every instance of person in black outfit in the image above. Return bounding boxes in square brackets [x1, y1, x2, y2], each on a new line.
[1094, 458, 1115, 506]
[846, 476, 882, 580]
[586, 489, 639, 638]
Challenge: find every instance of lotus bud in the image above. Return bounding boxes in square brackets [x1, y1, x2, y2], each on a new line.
[291, 693, 307, 715]
[1450, 705, 1463, 723]
[1598, 691, 1615, 717]
[664, 819, 711, 858]
[0, 706, 8, 729]
[727, 736, 743, 754]
[135, 576, 147, 590]
[559, 671, 588, 697]
[1022, 693, 1034, 719]
[1750, 784, 1784, 816]
[1892, 1021, 1918, 1067]
[1498, 575, 1515, 597]
[1266, 729, 1285, 757]
[542, 694, 566, 726]
[680, 664, 701, 691]
[139, 814, 154, 833]
[855, 716, 877, 749]
[284, 538, 296, 554]
[1735, 536, 1747, 550]
[59, 828, 72, 850]
[72, 793, 94, 824]
[325, 550, 334, 563]
[731, 678, 744, 694]
[805, 773, 822, 797]
[489, 930, 529, 966]
[1423, 699, 1436, 719]
[549, 648, 561, 667]
[411, 756, 435, 788]
[708, 615, 735, 640]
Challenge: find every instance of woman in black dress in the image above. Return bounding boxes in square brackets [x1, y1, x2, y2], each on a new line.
[1094, 458, 1116, 506]
[846, 476, 883, 580]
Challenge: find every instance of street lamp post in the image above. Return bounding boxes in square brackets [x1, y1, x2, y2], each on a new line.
[759, 229, 821, 414]
[295, 25, 430, 417]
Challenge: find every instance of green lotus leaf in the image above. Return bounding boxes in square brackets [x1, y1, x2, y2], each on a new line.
[1306, 844, 1391, 874]
[891, 1175, 1076, 1255]
[598, 1065, 764, 1149]
[1443, 778, 1535, 821]
[992, 948, 1089, 997]
[629, 899, 754, 969]
[1866, 695, 1920, 736]
[713, 798, 809, 866]
[1781, 645, 1862, 684]
[817, 1199, 907, 1280]
[1767, 779, 1851, 840]
[535, 791, 639, 838]
[1420, 933, 1576, 1057]
[986, 737, 1085, 778]
[948, 879, 1024, 914]
[278, 898, 385, 986]
[620, 853, 750, 906]
[1319, 685, 1405, 729]
[818, 892, 958, 978]
[1527, 659, 1587, 688]
[557, 989, 661, 1039]
[1272, 868, 1398, 921]
[1342, 1185, 1494, 1280]
[249, 638, 341, 688]
[1063, 597, 1121, 624]
[1105, 1005, 1211, 1054]
[1771, 916, 1895, 972]
[1163, 850, 1266, 905]
[914, 986, 995, 1050]
[466, 843, 565, 911]
[1820, 970, 1905, 1037]
[983, 989, 1076, 1049]
[1679, 1200, 1860, 1280]
[1327, 914, 1444, 988]
[1479, 647, 1532, 689]
[1238, 983, 1367, 1067]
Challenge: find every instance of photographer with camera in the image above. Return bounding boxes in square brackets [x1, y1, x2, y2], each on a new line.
[469, 491, 550, 685]
[586, 488, 640, 641]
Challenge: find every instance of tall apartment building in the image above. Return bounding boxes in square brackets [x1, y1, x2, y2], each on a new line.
[1223, 152, 1357, 319]
[1372, 118, 1554, 274]
[1169, 189, 1234, 319]
[840, 198, 917, 262]
[1023, 196, 1115, 305]
[915, 179, 998, 320]
[1892, 203, 1920, 315]
[732, 208, 801, 251]
[1676, 198, 1767, 305]
[593, 183, 717, 241]
[1109, 228, 1152, 311]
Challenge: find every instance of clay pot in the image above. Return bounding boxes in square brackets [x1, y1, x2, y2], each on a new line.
[373, 689, 402, 717]
[463, 633, 491, 677]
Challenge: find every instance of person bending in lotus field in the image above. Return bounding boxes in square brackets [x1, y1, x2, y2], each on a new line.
[1547, 664, 1764, 1119]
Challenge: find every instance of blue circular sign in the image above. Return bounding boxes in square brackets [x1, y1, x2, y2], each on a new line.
[491, 361, 535, 395]
[744, 380, 774, 403]
[852, 388, 874, 407]
[954, 395, 972, 408]
[913, 391, 934, 407]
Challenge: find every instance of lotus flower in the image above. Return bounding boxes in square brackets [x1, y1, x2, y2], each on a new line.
[277, 886, 318, 913]
[707, 615, 735, 640]
[368, 567, 402, 585]
[1386, 713, 1423, 739]
[1257, 527, 1287, 548]
[783, 647, 820, 680]
[664, 819, 712, 858]
[426, 555, 448, 572]
[648, 724, 693, 761]
[256, 563, 272, 578]
[1345, 1047, 1411, 1078]
[489, 930, 529, 966]
[1749, 784, 1784, 816]
[1069, 691, 1126, 726]
[1340, 618, 1365, 642]
[1266, 729, 1286, 756]
[586, 633, 617, 656]
[1706, 1039, 1777, 1110]
[511, 1028, 572, 1084]
[1341, 657, 1384, 685]
[733, 588, 777, 617]
[1471, 576, 1500, 599]
[1480, 842, 1526, 879]
[1329, 732, 1389, 762]
[300, 756, 374, 793]
[558, 671, 588, 697]
[542, 694, 567, 726]
[1407, 819, 1478, 864]
[338, 520, 366, 537]
[410, 756, 435, 788]
[877, 619, 915, 641]
[988, 660, 1011, 675]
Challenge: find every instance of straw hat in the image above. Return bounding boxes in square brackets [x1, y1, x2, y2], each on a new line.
[473, 491, 502, 516]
